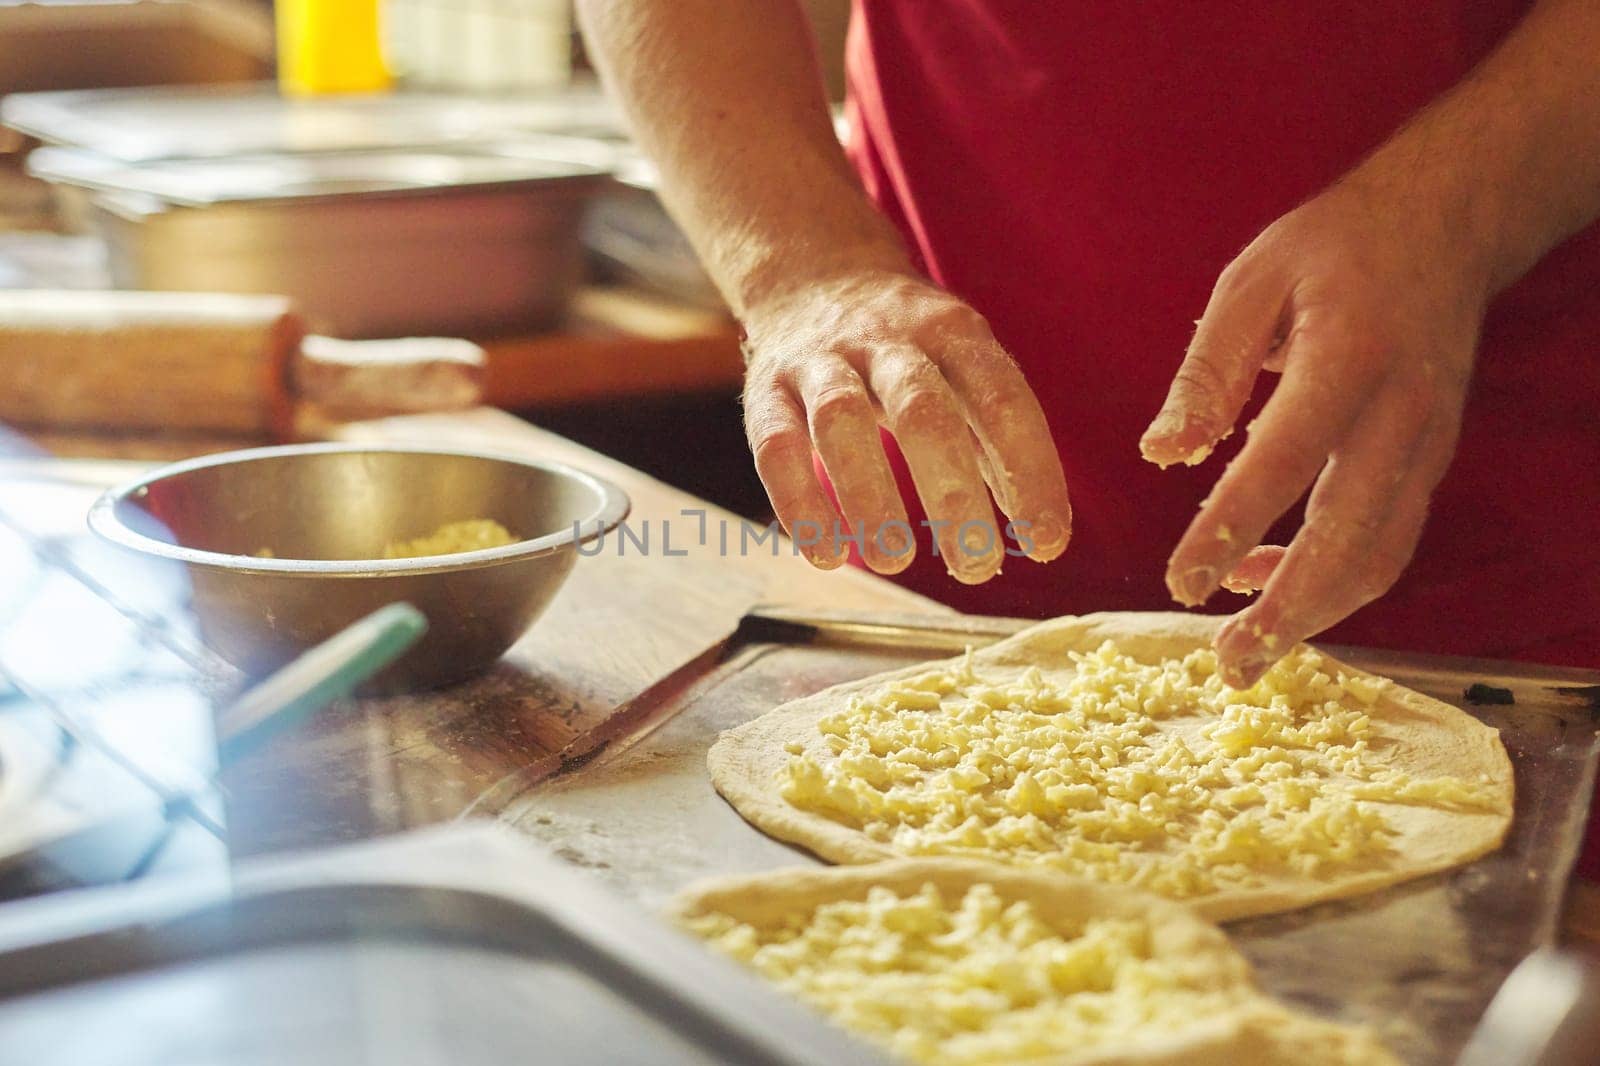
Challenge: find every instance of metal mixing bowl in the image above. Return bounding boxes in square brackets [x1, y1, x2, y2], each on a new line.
[88, 443, 629, 690]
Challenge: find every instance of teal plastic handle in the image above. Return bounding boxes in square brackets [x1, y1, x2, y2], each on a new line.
[215, 602, 427, 763]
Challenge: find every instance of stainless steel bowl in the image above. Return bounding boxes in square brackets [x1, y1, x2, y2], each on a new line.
[28, 146, 607, 338]
[87, 443, 629, 691]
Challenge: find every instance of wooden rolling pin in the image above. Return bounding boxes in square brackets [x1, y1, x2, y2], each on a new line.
[0, 290, 486, 436]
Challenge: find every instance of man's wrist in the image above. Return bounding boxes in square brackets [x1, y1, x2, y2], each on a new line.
[1359, 134, 1563, 301]
[732, 240, 916, 323]
[1343, 0, 1600, 299]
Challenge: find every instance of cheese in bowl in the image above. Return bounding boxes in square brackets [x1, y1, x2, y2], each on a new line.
[381, 518, 516, 559]
[88, 443, 628, 689]
[672, 860, 1399, 1066]
[708, 612, 1513, 921]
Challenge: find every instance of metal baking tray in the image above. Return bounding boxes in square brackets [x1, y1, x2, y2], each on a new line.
[27, 145, 605, 208]
[27, 146, 605, 337]
[0, 824, 893, 1066]
[0, 460, 229, 896]
[504, 608, 1600, 1066]
[1, 82, 625, 162]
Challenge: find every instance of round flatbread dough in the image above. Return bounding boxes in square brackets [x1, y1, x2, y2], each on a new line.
[671, 858, 1399, 1066]
[708, 612, 1513, 922]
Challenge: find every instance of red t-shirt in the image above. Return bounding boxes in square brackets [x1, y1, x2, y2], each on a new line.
[840, 3, 1600, 862]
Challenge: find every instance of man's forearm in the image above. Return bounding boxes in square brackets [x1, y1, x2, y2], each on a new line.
[1349, 0, 1600, 297]
[575, 0, 909, 317]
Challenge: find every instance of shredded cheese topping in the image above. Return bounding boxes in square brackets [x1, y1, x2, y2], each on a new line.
[687, 882, 1255, 1066]
[781, 642, 1500, 898]
[381, 518, 516, 559]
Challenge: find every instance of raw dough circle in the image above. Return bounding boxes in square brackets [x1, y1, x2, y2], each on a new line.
[708, 612, 1513, 922]
[673, 858, 1399, 1066]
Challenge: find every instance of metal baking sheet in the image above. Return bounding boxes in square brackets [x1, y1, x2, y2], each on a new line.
[504, 611, 1600, 1066]
[27, 145, 605, 208]
[0, 825, 893, 1066]
[0, 462, 229, 895]
[1, 83, 625, 162]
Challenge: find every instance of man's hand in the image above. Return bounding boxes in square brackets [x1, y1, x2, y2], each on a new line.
[1141, 177, 1488, 687]
[742, 270, 1072, 581]
[1138, 0, 1600, 687]
[575, 1, 1068, 582]
[584, 0, 1600, 615]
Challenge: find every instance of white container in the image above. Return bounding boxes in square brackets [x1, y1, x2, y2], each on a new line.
[385, 0, 572, 93]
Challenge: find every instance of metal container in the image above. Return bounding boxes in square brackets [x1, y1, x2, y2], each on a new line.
[27, 147, 607, 337]
[0, 825, 893, 1066]
[86, 443, 629, 691]
[508, 609, 1600, 1066]
[1, 83, 625, 162]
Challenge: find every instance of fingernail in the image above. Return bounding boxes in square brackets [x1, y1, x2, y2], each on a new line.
[804, 543, 843, 568]
[1029, 514, 1069, 558]
[958, 522, 999, 561]
[950, 549, 1002, 584]
[1168, 565, 1217, 607]
[866, 523, 915, 574]
[1142, 408, 1186, 444]
[1220, 655, 1271, 689]
[1220, 573, 1256, 595]
[1216, 612, 1285, 663]
[949, 562, 995, 585]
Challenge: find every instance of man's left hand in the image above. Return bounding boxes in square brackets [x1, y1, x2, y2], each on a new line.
[1140, 176, 1490, 688]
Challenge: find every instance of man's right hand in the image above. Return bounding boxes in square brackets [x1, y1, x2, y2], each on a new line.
[575, 2, 1067, 581]
[740, 269, 1072, 582]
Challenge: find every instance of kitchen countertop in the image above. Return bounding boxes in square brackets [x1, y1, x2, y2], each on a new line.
[211, 407, 947, 858]
[273, 407, 1595, 952]
[14, 402, 1596, 950]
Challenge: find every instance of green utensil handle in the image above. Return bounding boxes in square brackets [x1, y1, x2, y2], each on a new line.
[216, 602, 427, 763]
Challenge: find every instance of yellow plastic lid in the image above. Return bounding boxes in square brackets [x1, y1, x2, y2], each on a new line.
[277, 0, 392, 97]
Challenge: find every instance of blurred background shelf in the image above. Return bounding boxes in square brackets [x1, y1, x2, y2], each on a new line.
[0, 0, 274, 230]
[0, 0, 846, 521]
[481, 286, 741, 408]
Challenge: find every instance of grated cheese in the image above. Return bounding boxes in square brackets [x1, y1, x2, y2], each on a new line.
[381, 518, 516, 559]
[781, 642, 1501, 898]
[685, 881, 1256, 1066]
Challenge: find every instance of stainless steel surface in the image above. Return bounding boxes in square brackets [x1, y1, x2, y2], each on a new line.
[732, 605, 1040, 653]
[1, 83, 625, 162]
[27, 145, 606, 207]
[738, 606, 1600, 701]
[87, 187, 594, 337]
[0, 825, 893, 1066]
[7, 85, 622, 335]
[483, 608, 1032, 804]
[88, 443, 629, 690]
[583, 176, 724, 310]
[0, 461, 228, 889]
[24, 141, 618, 335]
[1457, 949, 1600, 1066]
[76, 161, 600, 337]
[214, 603, 428, 761]
[0, 460, 423, 891]
[505, 610, 1600, 1066]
